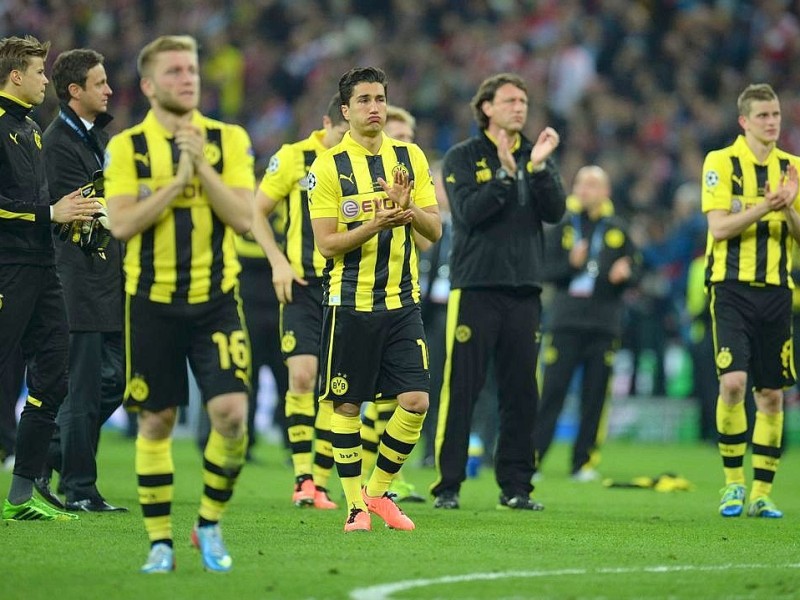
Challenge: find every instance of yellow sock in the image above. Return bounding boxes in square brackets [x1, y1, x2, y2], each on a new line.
[313, 400, 335, 489]
[286, 391, 315, 477]
[136, 436, 174, 544]
[199, 428, 246, 523]
[716, 398, 747, 485]
[366, 407, 425, 498]
[331, 412, 366, 511]
[750, 411, 783, 501]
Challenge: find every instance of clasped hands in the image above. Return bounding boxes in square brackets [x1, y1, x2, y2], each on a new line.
[766, 164, 799, 212]
[496, 126, 560, 174]
[173, 122, 206, 185]
[370, 170, 414, 230]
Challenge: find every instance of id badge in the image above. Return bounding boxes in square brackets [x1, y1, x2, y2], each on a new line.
[568, 272, 596, 297]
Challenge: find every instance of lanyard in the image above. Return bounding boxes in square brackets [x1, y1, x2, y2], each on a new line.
[571, 213, 606, 277]
[58, 110, 103, 168]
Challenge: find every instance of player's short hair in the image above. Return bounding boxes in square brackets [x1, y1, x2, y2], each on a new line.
[0, 35, 50, 86]
[386, 105, 416, 131]
[326, 92, 346, 125]
[137, 35, 197, 78]
[471, 73, 527, 130]
[339, 66, 388, 107]
[52, 48, 104, 103]
[737, 83, 778, 117]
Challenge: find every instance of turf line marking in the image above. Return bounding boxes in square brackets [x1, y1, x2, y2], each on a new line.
[349, 562, 800, 600]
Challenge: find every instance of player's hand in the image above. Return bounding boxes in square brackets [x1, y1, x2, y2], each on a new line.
[609, 256, 632, 284]
[496, 129, 517, 173]
[175, 123, 206, 168]
[272, 261, 307, 304]
[530, 127, 560, 169]
[51, 189, 101, 224]
[377, 170, 413, 209]
[174, 150, 195, 186]
[569, 239, 588, 269]
[372, 200, 412, 230]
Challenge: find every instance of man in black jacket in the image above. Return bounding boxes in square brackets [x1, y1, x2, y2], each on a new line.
[535, 166, 641, 482]
[0, 35, 101, 521]
[38, 48, 126, 512]
[431, 73, 566, 510]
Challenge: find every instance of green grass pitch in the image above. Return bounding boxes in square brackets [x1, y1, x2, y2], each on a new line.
[2, 433, 799, 599]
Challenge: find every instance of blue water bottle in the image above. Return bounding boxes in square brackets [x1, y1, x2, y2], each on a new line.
[466, 433, 484, 478]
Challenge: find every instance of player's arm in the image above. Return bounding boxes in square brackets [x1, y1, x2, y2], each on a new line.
[176, 123, 251, 233]
[312, 205, 412, 259]
[408, 203, 441, 244]
[107, 151, 193, 242]
[252, 189, 306, 303]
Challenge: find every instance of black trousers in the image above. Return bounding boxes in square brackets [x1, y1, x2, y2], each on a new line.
[0, 348, 24, 459]
[0, 265, 68, 481]
[534, 330, 615, 474]
[432, 287, 541, 498]
[47, 331, 124, 501]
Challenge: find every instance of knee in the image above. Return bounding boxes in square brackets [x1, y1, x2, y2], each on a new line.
[399, 392, 429, 414]
[289, 368, 315, 394]
[755, 389, 783, 414]
[137, 408, 177, 439]
[208, 394, 248, 437]
[719, 373, 747, 403]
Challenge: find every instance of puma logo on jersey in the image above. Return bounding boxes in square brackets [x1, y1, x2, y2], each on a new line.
[476, 158, 488, 169]
[731, 174, 743, 188]
[339, 172, 355, 184]
[8, 132, 18, 144]
[134, 152, 149, 167]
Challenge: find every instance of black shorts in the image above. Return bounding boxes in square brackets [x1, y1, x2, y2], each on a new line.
[710, 282, 795, 389]
[124, 290, 251, 412]
[280, 280, 323, 359]
[318, 305, 430, 403]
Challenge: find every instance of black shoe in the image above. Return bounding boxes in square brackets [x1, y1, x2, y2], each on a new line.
[498, 494, 544, 511]
[432, 491, 460, 509]
[65, 497, 128, 512]
[34, 476, 65, 510]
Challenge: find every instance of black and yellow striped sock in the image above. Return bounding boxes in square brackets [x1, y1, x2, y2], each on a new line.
[199, 428, 246, 525]
[286, 391, 315, 477]
[716, 398, 747, 485]
[750, 411, 783, 501]
[366, 406, 426, 498]
[360, 402, 381, 484]
[136, 436, 174, 546]
[331, 412, 366, 511]
[313, 400, 335, 489]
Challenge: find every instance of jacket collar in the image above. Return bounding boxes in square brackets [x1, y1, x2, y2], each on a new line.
[0, 91, 33, 120]
[59, 102, 113, 131]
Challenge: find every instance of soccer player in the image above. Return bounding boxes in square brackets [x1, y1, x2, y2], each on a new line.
[535, 166, 641, 482]
[250, 93, 349, 509]
[431, 73, 566, 510]
[39, 47, 126, 513]
[104, 35, 254, 572]
[308, 66, 441, 532]
[702, 83, 800, 518]
[359, 104, 426, 503]
[0, 35, 98, 522]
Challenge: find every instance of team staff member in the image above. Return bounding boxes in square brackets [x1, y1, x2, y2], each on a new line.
[703, 83, 800, 519]
[39, 47, 126, 513]
[309, 66, 441, 532]
[535, 166, 641, 482]
[0, 35, 98, 522]
[251, 93, 348, 509]
[105, 35, 254, 573]
[431, 72, 566, 510]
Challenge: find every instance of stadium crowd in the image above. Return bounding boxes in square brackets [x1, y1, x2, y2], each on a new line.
[3, 0, 800, 463]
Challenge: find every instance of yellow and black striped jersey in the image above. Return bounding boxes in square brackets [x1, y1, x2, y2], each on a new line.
[104, 110, 255, 304]
[702, 135, 800, 288]
[258, 129, 327, 278]
[308, 131, 437, 311]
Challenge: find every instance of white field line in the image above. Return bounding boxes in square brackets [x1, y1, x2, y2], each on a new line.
[349, 563, 800, 600]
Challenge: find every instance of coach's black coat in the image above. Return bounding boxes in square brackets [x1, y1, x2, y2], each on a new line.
[42, 103, 122, 332]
